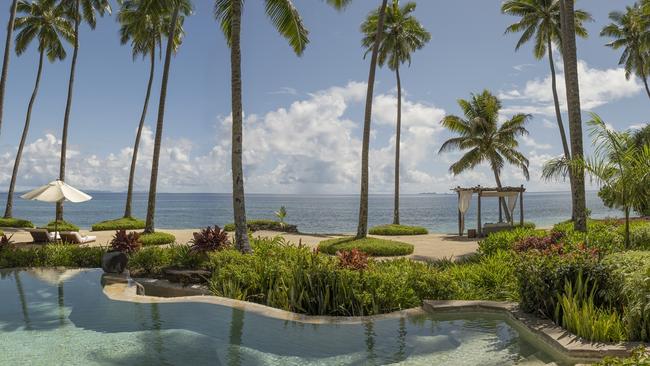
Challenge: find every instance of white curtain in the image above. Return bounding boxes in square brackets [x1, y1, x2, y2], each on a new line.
[459, 191, 473, 233]
[506, 192, 519, 223]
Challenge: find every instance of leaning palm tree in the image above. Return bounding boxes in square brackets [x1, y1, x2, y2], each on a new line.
[502, 0, 591, 221]
[559, 0, 587, 232]
[601, 3, 650, 100]
[361, 0, 430, 225]
[0, 0, 19, 138]
[4, 0, 74, 219]
[439, 90, 531, 221]
[55, 0, 111, 222]
[143, 0, 193, 234]
[118, 0, 183, 220]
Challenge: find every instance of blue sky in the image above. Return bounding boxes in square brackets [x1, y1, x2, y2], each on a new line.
[0, 0, 646, 194]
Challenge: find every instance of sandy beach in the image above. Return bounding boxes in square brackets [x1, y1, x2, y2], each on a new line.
[1, 228, 479, 261]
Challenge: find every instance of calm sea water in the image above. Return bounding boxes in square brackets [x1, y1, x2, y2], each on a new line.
[0, 191, 618, 234]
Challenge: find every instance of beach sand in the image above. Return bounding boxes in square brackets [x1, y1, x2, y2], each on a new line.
[2, 228, 478, 261]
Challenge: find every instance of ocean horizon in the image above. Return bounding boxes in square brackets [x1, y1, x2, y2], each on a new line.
[0, 191, 618, 234]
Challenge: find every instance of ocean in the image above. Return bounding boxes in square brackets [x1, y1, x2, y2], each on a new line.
[0, 191, 619, 234]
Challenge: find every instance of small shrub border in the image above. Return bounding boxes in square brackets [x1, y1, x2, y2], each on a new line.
[140, 232, 176, 246]
[318, 237, 414, 257]
[223, 219, 298, 233]
[0, 218, 34, 229]
[92, 217, 146, 231]
[368, 224, 428, 236]
[42, 220, 80, 233]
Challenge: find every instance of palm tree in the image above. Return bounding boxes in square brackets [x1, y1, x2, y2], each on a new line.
[118, 0, 183, 220]
[502, 0, 591, 221]
[439, 90, 531, 221]
[559, 0, 587, 232]
[0, 0, 19, 138]
[143, 0, 192, 234]
[3, 0, 74, 219]
[55, 0, 111, 222]
[215, 0, 314, 252]
[601, 3, 650, 100]
[361, 0, 430, 225]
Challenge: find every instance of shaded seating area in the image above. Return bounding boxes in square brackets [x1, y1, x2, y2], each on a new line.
[28, 229, 60, 244]
[60, 232, 96, 245]
[454, 185, 526, 238]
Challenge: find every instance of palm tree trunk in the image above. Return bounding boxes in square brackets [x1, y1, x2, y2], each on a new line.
[624, 206, 630, 248]
[4, 50, 44, 218]
[548, 38, 575, 220]
[125, 50, 155, 219]
[392, 65, 401, 225]
[0, 0, 18, 138]
[491, 166, 512, 223]
[56, 0, 81, 222]
[641, 73, 650, 102]
[230, 0, 252, 253]
[356, 0, 388, 239]
[559, 0, 587, 232]
[144, 5, 180, 234]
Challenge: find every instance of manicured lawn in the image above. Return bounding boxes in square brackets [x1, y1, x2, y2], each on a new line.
[318, 237, 414, 256]
[42, 220, 80, 232]
[369, 224, 428, 236]
[0, 217, 34, 228]
[140, 232, 176, 246]
[92, 217, 145, 231]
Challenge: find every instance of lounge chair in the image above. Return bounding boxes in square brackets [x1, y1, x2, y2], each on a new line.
[60, 231, 96, 245]
[28, 229, 60, 244]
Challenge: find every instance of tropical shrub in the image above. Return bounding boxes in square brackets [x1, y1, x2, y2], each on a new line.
[140, 232, 175, 246]
[0, 234, 14, 251]
[553, 220, 624, 253]
[43, 220, 80, 232]
[128, 246, 172, 275]
[554, 275, 625, 342]
[190, 226, 231, 252]
[597, 347, 650, 366]
[0, 244, 105, 268]
[0, 218, 34, 228]
[110, 230, 141, 254]
[336, 249, 369, 270]
[443, 250, 518, 301]
[318, 237, 414, 256]
[478, 228, 545, 256]
[369, 224, 428, 236]
[223, 219, 297, 233]
[92, 217, 145, 231]
[514, 231, 564, 253]
[629, 224, 650, 250]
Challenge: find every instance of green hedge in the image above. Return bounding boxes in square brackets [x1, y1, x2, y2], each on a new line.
[552, 220, 624, 253]
[223, 219, 297, 233]
[369, 224, 428, 236]
[92, 217, 145, 231]
[318, 237, 414, 256]
[0, 244, 105, 268]
[140, 232, 176, 246]
[0, 218, 34, 228]
[42, 220, 80, 232]
[630, 224, 650, 250]
[478, 228, 545, 256]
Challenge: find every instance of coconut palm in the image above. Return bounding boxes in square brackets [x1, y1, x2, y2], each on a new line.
[143, 0, 193, 234]
[0, 0, 19, 138]
[502, 0, 591, 221]
[439, 90, 531, 221]
[559, 0, 587, 231]
[118, 0, 184, 220]
[54, 0, 111, 222]
[601, 3, 650, 100]
[3, 0, 74, 219]
[361, 0, 430, 225]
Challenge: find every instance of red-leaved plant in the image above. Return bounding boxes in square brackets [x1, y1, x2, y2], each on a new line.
[110, 230, 142, 254]
[337, 249, 369, 271]
[190, 226, 231, 253]
[514, 231, 565, 253]
[0, 234, 14, 251]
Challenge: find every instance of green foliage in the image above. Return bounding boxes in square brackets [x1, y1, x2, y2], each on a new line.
[0, 218, 34, 228]
[597, 347, 650, 366]
[127, 246, 171, 275]
[140, 232, 175, 246]
[553, 220, 625, 253]
[223, 219, 297, 233]
[92, 217, 145, 231]
[629, 223, 650, 250]
[0, 244, 105, 268]
[274, 206, 287, 225]
[478, 228, 545, 256]
[318, 237, 414, 256]
[42, 220, 80, 232]
[603, 252, 650, 341]
[368, 224, 428, 236]
[554, 274, 626, 342]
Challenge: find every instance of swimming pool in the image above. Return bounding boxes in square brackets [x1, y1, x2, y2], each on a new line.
[0, 269, 571, 365]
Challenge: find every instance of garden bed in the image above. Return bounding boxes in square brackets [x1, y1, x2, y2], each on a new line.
[92, 217, 146, 231]
[368, 224, 428, 236]
[318, 236, 414, 256]
[223, 219, 298, 233]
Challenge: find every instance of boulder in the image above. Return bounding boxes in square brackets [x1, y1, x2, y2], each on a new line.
[102, 251, 128, 274]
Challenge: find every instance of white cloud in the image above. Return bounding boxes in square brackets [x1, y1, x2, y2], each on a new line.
[522, 135, 552, 150]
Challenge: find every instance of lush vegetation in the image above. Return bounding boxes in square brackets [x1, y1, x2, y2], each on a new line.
[478, 227, 546, 255]
[0, 244, 104, 268]
[368, 224, 428, 236]
[318, 237, 414, 256]
[140, 232, 176, 246]
[0, 218, 33, 228]
[92, 217, 146, 231]
[223, 219, 298, 233]
[597, 347, 650, 366]
[42, 220, 80, 232]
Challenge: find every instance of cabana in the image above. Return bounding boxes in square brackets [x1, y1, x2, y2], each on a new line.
[453, 185, 525, 237]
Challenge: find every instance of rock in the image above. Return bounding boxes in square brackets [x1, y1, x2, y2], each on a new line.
[102, 251, 128, 274]
[162, 268, 212, 284]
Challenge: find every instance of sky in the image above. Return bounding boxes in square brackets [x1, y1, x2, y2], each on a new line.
[0, 0, 646, 194]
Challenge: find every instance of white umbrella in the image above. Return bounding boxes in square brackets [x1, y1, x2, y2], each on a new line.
[20, 180, 92, 235]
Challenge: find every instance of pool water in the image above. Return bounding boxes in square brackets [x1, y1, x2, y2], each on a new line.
[0, 269, 570, 365]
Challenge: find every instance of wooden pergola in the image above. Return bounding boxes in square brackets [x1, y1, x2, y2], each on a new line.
[453, 185, 526, 237]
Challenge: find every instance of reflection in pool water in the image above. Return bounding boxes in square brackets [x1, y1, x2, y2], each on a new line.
[0, 269, 569, 365]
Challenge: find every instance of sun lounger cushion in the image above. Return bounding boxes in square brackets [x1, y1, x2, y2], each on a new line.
[28, 229, 60, 243]
[60, 232, 96, 244]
